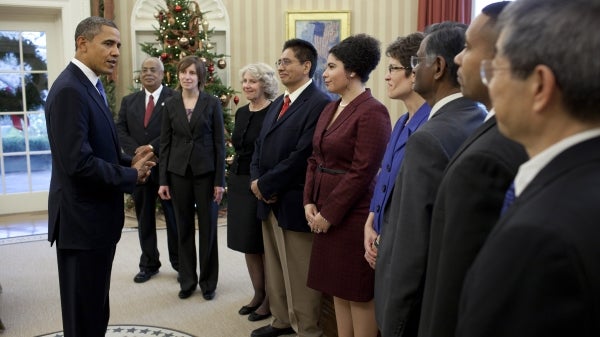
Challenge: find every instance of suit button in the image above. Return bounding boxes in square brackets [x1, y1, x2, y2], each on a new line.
[386, 164, 391, 172]
[382, 185, 387, 192]
[376, 205, 381, 212]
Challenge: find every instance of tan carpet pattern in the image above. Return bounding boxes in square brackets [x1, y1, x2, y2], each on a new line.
[0, 226, 274, 337]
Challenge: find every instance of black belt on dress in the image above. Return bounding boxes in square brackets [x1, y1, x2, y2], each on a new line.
[317, 164, 347, 175]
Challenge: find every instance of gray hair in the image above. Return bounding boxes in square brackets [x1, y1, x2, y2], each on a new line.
[74, 16, 118, 50]
[424, 22, 467, 87]
[499, 0, 600, 121]
[142, 57, 164, 72]
[239, 63, 279, 99]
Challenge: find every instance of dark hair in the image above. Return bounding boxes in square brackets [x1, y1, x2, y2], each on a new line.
[386, 32, 425, 77]
[74, 16, 118, 50]
[328, 33, 381, 82]
[481, 1, 511, 35]
[282, 39, 318, 78]
[424, 21, 467, 87]
[176, 56, 207, 90]
[499, 0, 600, 121]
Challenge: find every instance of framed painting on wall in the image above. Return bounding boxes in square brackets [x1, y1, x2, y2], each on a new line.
[286, 10, 351, 98]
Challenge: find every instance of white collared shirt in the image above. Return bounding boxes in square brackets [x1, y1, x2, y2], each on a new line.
[428, 92, 463, 120]
[145, 85, 164, 106]
[71, 58, 101, 94]
[514, 128, 600, 196]
[485, 108, 495, 122]
[283, 79, 314, 105]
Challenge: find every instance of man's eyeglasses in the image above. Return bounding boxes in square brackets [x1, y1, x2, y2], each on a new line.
[275, 59, 301, 67]
[480, 59, 511, 86]
[410, 55, 433, 69]
[387, 65, 411, 74]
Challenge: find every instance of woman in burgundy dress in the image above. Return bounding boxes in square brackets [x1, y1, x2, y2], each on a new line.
[304, 34, 391, 337]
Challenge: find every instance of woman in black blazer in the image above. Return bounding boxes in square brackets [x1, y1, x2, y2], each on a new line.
[158, 56, 225, 300]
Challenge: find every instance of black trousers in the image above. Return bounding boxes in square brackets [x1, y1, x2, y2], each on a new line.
[132, 174, 179, 271]
[56, 244, 116, 337]
[169, 168, 219, 293]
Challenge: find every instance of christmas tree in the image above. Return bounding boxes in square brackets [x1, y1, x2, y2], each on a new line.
[140, 0, 238, 167]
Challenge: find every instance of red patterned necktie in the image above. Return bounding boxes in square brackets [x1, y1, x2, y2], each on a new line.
[144, 95, 154, 127]
[278, 95, 291, 120]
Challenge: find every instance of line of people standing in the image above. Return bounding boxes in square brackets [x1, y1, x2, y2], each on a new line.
[51, 0, 600, 334]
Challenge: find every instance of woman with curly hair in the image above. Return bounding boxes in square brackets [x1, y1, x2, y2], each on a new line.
[303, 34, 391, 337]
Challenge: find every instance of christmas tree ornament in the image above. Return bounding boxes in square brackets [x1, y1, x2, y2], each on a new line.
[160, 52, 169, 60]
[208, 64, 215, 73]
[200, 57, 207, 63]
[202, 19, 209, 32]
[206, 42, 214, 50]
[175, 5, 182, 12]
[179, 37, 190, 47]
[217, 58, 227, 69]
[233, 95, 240, 105]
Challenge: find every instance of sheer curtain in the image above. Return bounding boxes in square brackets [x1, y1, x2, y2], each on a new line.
[417, 0, 472, 31]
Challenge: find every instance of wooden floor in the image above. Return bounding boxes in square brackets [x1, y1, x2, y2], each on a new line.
[0, 211, 48, 239]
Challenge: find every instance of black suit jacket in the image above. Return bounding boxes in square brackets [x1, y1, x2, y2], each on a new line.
[117, 86, 175, 155]
[45, 62, 137, 249]
[250, 82, 330, 232]
[117, 86, 175, 184]
[375, 96, 486, 337]
[418, 116, 527, 337]
[159, 90, 225, 187]
[457, 135, 600, 337]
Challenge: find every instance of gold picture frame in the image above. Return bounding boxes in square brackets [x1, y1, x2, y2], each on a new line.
[286, 10, 351, 96]
[286, 11, 351, 41]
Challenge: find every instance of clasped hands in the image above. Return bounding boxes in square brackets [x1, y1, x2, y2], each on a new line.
[250, 179, 277, 204]
[304, 204, 331, 234]
[132, 145, 156, 184]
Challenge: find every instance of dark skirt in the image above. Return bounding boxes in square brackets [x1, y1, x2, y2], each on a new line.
[226, 173, 264, 254]
[307, 207, 374, 302]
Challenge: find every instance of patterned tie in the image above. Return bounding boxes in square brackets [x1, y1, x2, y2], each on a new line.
[144, 95, 154, 127]
[500, 182, 516, 215]
[186, 108, 193, 122]
[278, 95, 291, 120]
[96, 79, 108, 107]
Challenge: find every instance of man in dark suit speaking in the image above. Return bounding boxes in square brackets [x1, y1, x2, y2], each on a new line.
[457, 0, 600, 336]
[117, 57, 179, 283]
[45, 16, 154, 337]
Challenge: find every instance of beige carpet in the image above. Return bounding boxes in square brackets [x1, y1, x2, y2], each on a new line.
[0, 226, 276, 337]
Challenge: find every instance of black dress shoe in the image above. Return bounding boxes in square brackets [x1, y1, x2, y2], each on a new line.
[238, 305, 259, 315]
[248, 311, 271, 322]
[133, 270, 158, 283]
[202, 290, 215, 300]
[178, 289, 194, 299]
[250, 325, 295, 337]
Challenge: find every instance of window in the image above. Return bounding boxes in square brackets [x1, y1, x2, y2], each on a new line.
[0, 31, 51, 194]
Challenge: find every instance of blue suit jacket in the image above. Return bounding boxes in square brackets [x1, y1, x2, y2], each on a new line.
[369, 103, 431, 233]
[250, 82, 330, 232]
[45, 62, 137, 249]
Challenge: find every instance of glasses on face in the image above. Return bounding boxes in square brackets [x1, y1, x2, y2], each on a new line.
[410, 55, 433, 69]
[480, 59, 511, 86]
[388, 65, 411, 74]
[275, 58, 300, 67]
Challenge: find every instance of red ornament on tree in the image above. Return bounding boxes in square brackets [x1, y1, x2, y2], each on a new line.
[175, 5, 182, 12]
[208, 64, 215, 73]
[233, 95, 240, 105]
[160, 52, 169, 60]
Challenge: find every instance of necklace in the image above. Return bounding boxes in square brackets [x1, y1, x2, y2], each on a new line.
[250, 100, 270, 111]
[339, 101, 349, 108]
